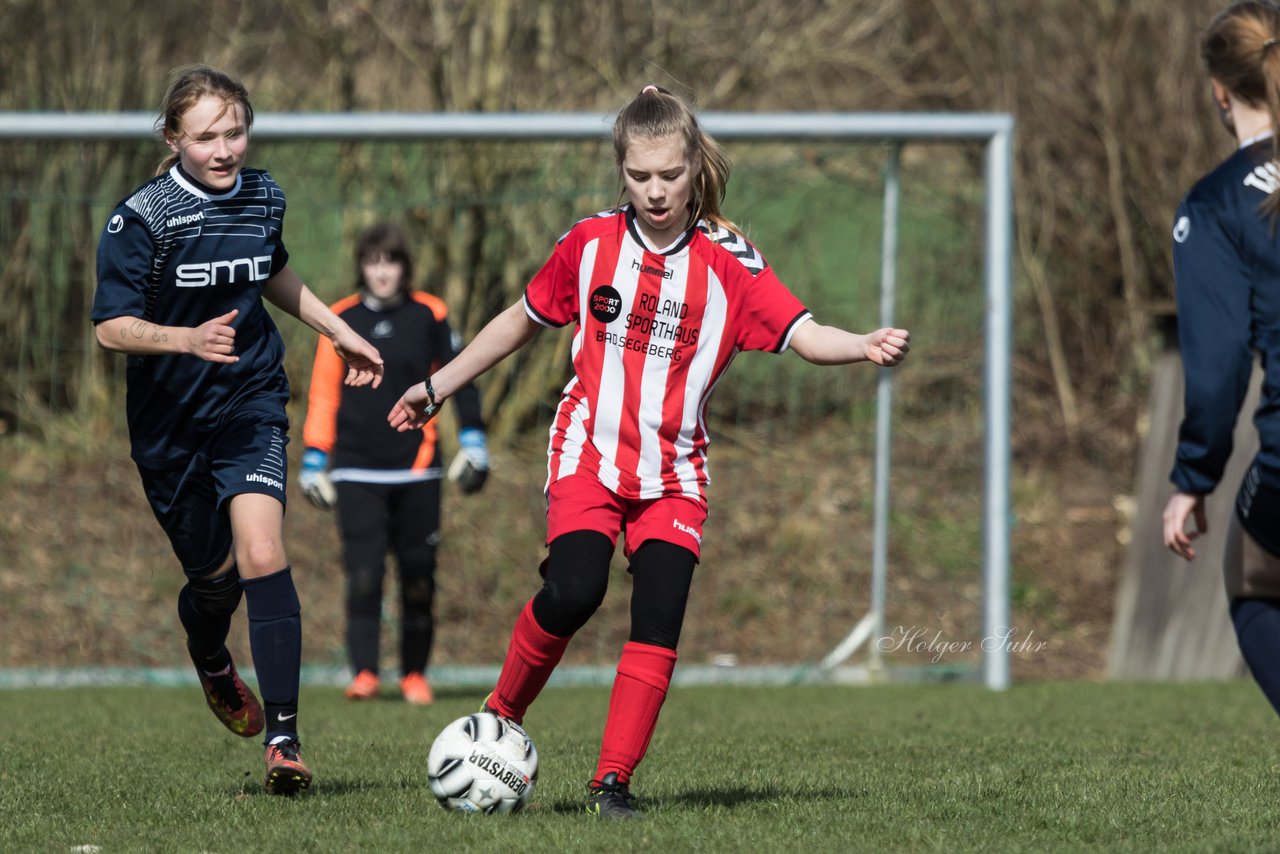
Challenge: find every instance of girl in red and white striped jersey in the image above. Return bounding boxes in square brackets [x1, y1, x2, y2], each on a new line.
[388, 85, 909, 819]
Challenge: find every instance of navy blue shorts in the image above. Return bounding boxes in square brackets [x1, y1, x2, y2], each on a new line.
[1238, 461, 1280, 559]
[137, 413, 290, 578]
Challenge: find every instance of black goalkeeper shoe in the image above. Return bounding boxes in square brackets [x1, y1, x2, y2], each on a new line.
[586, 772, 641, 820]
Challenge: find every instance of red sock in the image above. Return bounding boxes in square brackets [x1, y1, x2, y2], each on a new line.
[594, 641, 678, 785]
[489, 599, 571, 724]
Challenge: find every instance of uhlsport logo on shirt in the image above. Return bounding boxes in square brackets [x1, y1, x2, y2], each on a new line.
[590, 285, 623, 323]
[245, 471, 284, 491]
[166, 211, 205, 228]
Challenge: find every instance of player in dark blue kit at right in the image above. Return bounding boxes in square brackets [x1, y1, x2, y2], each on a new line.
[92, 65, 384, 795]
[1164, 1, 1280, 722]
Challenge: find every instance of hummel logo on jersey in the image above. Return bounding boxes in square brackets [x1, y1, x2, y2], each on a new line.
[632, 258, 673, 279]
[176, 255, 272, 288]
[699, 222, 766, 275]
[277, 712, 297, 722]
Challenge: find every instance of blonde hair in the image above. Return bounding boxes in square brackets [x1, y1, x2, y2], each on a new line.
[154, 64, 254, 176]
[1203, 1, 1280, 216]
[612, 86, 739, 235]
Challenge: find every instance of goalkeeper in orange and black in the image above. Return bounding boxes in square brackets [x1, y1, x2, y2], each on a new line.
[300, 222, 488, 705]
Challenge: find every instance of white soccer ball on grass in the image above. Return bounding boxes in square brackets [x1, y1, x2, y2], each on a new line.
[427, 712, 538, 814]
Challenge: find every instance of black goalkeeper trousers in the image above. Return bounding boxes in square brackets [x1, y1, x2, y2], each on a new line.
[335, 478, 441, 676]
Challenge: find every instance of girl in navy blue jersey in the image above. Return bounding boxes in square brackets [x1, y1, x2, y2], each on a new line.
[1164, 1, 1280, 720]
[92, 64, 384, 795]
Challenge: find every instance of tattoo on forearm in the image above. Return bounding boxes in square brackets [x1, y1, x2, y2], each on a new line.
[121, 320, 167, 345]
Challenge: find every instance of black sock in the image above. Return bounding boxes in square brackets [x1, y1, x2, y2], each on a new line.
[241, 567, 302, 740]
[1231, 597, 1280, 718]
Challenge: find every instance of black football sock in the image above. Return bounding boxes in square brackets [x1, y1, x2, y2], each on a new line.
[241, 567, 302, 739]
[1231, 597, 1280, 718]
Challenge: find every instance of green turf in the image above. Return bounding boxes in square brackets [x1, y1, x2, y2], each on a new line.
[1, 680, 1277, 852]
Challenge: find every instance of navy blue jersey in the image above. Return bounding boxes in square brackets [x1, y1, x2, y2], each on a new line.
[93, 166, 291, 465]
[1171, 138, 1280, 494]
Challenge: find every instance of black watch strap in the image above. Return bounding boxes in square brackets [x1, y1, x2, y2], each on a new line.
[424, 380, 443, 417]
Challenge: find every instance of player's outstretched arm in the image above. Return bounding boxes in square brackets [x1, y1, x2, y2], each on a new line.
[95, 310, 241, 363]
[388, 300, 540, 432]
[789, 320, 910, 367]
[263, 265, 385, 387]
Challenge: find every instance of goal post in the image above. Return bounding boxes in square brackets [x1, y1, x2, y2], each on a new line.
[1, 110, 1015, 690]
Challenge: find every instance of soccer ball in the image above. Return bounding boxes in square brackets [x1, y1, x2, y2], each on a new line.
[427, 712, 538, 814]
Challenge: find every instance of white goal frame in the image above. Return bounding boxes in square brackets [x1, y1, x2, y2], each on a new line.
[1, 110, 1015, 690]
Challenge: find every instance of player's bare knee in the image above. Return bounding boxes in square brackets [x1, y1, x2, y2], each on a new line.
[235, 537, 288, 578]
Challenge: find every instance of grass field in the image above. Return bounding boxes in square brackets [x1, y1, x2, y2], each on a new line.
[1, 680, 1277, 853]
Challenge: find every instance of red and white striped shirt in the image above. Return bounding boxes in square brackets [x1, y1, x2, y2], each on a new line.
[524, 206, 812, 506]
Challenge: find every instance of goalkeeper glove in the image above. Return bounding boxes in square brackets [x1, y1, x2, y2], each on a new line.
[299, 447, 337, 508]
[448, 427, 489, 494]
